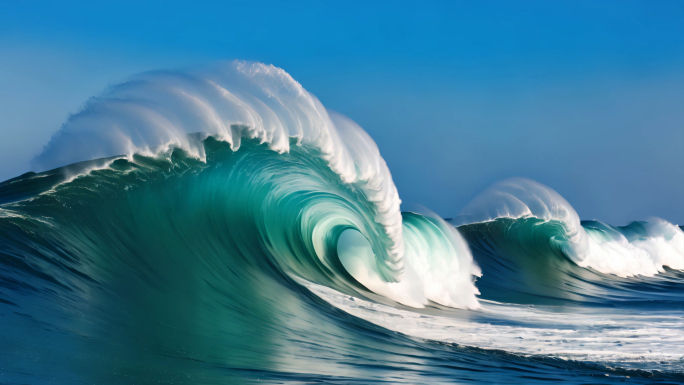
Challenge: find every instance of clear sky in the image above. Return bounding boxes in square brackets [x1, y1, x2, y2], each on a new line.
[1, 0, 683, 224]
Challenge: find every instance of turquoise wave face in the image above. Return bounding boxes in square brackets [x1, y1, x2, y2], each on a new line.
[3, 137, 680, 383]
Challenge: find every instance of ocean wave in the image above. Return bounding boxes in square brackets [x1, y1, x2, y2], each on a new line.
[34, 61, 407, 284]
[455, 177, 684, 278]
[1, 63, 682, 383]
[25, 61, 481, 309]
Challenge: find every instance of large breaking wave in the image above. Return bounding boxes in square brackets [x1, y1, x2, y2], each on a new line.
[1, 62, 682, 384]
[29, 61, 480, 310]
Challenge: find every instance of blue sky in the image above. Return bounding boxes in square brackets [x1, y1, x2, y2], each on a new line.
[1, 0, 683, 224]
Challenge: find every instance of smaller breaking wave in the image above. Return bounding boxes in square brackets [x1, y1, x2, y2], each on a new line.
[455, 177, 684, 279]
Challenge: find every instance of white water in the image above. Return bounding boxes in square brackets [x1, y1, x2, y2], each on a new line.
[583, 218, 684, 276]
[338, 210, 480, 309]
[307, 281, 684, 371]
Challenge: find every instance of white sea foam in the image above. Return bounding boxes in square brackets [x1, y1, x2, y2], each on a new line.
[306, 281, 684, 370]
[338, 210, 480, 309]
[583, 218, 684, 276]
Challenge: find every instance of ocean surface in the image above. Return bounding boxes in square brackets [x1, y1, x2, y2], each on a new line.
[1, 62, 682, 384]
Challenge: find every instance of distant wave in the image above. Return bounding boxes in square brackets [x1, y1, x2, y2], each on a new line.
[455, 177, 684, 278]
